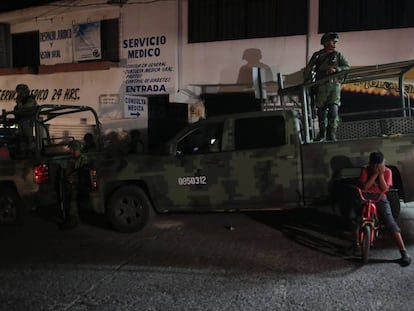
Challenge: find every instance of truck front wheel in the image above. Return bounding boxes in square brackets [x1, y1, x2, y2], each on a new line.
[106, 186, 153, 233]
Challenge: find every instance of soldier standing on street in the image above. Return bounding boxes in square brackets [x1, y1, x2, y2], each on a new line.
[82, 133, 97, 152]
[304, 32, 350, 141]
[14, 84, 38, 148]
[60, 140, 90, 229]
[128, 129, 145, 154]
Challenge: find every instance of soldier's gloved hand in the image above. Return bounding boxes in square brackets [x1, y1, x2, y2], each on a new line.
[326, 67, 337, 74]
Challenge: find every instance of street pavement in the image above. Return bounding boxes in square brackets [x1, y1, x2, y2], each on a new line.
[1, 203, 414, 311]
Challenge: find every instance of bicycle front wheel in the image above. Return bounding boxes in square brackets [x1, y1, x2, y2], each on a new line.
[360, 225, 371, 264]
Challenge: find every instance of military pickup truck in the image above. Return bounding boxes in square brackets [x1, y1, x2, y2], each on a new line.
[93, 60, 414, 232]
[3, 61, 414, 234]
[0, 104, 101, 223]
[96, 107, 409, 232]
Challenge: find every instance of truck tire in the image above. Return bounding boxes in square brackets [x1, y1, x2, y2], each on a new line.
[0, 186, 21, 224]
[106, 186, 153, 233]
[387, 191, 400, 220]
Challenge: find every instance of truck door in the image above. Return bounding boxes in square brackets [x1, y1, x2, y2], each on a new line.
[225, 114, 301, 208]
[163, 113, 301, 210]
[163, 120, 230, 210]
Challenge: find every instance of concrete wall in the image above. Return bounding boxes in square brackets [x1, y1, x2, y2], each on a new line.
[0, 0, 413, 129]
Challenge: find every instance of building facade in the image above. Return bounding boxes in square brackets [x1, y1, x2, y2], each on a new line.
[0, 0, 413, 140]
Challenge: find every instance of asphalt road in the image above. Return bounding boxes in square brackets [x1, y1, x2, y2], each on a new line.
[1, 204, 414, 311]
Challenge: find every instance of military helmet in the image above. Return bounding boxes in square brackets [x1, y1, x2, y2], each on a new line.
[321, 32, 339, 45]
[69, 140, 82, 151]
[15, 84, 30, 97]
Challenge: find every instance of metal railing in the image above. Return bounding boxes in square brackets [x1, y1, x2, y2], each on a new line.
[277, 60, 414, 143]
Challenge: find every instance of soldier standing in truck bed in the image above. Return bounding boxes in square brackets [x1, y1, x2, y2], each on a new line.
[304, 32, 350, 141]
[13, 84, 38, 152]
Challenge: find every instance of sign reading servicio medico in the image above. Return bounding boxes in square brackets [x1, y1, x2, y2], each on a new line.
[121, 2, 177, 97]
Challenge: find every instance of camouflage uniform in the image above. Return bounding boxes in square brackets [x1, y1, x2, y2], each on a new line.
[128, 129, 145, 154]
[14, 84, 37, 141]
[62, 140, 90, 228]
[304, 33, 350, 141]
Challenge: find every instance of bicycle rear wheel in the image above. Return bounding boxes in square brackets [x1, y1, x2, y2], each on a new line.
[360, 225, 371, 264]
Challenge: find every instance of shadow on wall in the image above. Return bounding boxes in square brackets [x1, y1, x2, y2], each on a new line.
[236, 48, 273, 85]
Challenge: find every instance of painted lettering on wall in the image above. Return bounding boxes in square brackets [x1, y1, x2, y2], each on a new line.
[0, 88, 81, 103]
[124, 62, 172, 94]
[123, 34, 174, 96]
[39, 28, 72, 60]
[39, 29, 72, 41]
[124, 95, 148, 120]
[123, 36, 166, 60]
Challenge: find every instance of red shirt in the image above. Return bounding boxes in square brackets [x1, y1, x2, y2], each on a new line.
[359, 166, 393, 193]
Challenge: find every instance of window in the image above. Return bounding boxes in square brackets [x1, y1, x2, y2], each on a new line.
[319, 0, 414, 33]
[176, 122, 224, 155]
[188, 0, 308, 43]
[12, 31, 39, 68]
[234, 115, 286, 150]
[10, 18, 119, 70]
[100, 18, 119, 62]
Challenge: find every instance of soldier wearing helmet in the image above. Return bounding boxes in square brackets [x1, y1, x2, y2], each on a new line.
[304, 32, 350, 141]
[60, 140, 91, 229]
[320, 32, 339, 45]
[13, 84, 38, 148]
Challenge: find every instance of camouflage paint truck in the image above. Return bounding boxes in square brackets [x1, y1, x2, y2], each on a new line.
[3, 61, 414, 233]
[96, 107, 412, 232]
[93, 60, 414, 232]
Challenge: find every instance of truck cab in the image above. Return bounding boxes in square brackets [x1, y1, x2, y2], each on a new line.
[99, 109, 306, 232]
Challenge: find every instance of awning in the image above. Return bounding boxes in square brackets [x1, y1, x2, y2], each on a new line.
[341, 62, 414, 99]
[342, 79, 414, 99]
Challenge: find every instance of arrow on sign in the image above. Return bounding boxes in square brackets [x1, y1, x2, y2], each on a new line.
[130, 112, 141, 117]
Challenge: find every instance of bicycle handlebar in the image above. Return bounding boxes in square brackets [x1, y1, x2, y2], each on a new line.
[352, 186, 387, 203]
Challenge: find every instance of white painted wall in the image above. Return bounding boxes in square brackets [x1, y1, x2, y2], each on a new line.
[0, 0, 413, 127]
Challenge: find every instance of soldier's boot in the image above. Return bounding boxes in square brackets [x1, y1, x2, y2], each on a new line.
[327, 126, 337, 142]
[317, 124, 327, 141]
[59, 201, 80, 230]
[318, 129, 326, 142]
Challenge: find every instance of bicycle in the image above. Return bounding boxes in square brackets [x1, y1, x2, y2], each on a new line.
[354, 187, 387, 263]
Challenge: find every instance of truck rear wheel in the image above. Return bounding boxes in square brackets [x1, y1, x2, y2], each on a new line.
[106, 186, 153, 233]
[0, 187, 21, 224]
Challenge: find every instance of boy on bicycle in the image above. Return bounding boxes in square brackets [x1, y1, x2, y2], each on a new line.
[355, 151, 411, 266]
